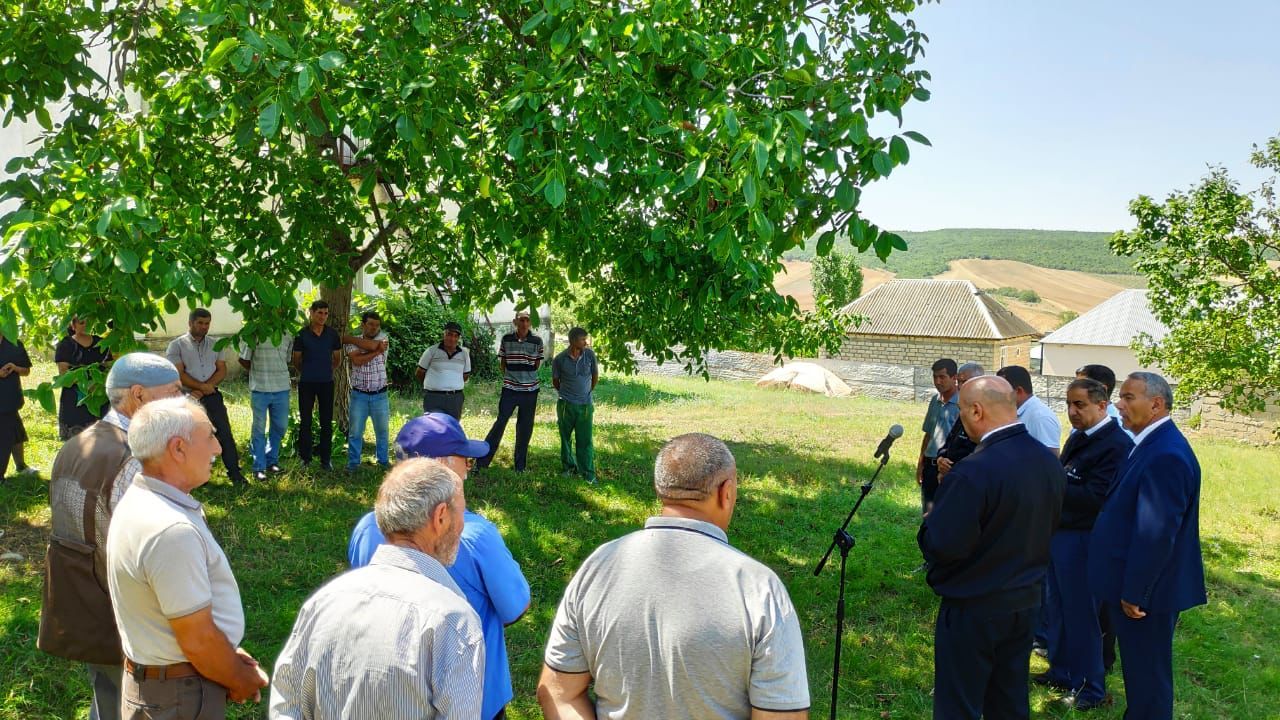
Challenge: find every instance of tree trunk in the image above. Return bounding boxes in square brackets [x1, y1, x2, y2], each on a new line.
[321, 279, 354, 437]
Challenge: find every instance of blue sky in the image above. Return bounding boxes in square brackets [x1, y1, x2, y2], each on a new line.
[859, 0, 1280, 233]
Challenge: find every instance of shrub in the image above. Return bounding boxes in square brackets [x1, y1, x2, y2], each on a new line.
[360, 294, 499, 391]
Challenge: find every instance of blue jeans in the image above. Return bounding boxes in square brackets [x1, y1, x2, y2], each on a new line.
[348, 390, 390, 468]
[250, 390, 290, 471]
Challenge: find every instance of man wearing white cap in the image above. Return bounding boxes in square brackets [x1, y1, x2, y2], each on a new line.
[39, 352, 182, 720]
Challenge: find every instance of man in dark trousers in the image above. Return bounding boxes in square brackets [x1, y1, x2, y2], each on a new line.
[292, 300, 343, 470]
[1088, 372, 1205, 720]
[1036, 378, 1133, 710]
[935, 362, 984, 481]
[918, 375, 1066, 720]
[477, 310, 544, 473]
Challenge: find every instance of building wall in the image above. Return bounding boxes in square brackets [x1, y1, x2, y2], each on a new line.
[828, 334, 1036, 371]
[1041, 343, 1162, 379]
[1198, 395, 1279, 445]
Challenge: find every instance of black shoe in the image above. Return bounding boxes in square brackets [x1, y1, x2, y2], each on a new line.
[231, 475, 249, 487]
[1031, 672, 1073, 692]
[320, 460, 334, 471]
[254, 470, 269, 482]
[268, 464, 283, 474]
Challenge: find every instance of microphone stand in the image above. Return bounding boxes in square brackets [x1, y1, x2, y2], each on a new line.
[813, 446, 891, 720]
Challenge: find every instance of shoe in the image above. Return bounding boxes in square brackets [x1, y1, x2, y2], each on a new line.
[1032, 640, 1049, 658]
[16, 465, 38, 477]
[320, 460, 334, 472]
[231, 475, 249, 487]
[1031, 672, 1073, 692]
[254, 470, 268, 482]
[268, 464, 283, 474]
[1063, 693, 1113, 711]
[346, 464, 360, 473]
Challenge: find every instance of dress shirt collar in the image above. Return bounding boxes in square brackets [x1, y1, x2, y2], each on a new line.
[1130, 415, 1173, 452]
[133, 473, 203, 512]
[646, 515, 729, 545]
[102, 408, 131, 431]
[980, 421, 1023, 443]
[1083, 415, 1113, 437]
[369, 544, 465, 598]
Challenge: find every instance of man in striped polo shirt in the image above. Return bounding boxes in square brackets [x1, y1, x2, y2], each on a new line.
[477, 310, 543, 473]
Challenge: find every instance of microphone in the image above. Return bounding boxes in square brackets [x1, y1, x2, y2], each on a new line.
[873, 424, 904, 459]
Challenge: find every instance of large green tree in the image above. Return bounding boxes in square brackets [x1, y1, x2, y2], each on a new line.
[811, 248, 863, 309]
[1111, 135, 1280, 418]
[2, 0, 932, 405]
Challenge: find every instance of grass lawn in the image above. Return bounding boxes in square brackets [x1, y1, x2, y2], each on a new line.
[1, 366, 1277, 719]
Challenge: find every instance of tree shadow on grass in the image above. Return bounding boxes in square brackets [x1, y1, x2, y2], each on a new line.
[591, 375, 695, 409]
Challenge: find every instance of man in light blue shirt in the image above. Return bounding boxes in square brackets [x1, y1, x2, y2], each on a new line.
[997, 365, 1062, 455]
[348, 414, 530, 720]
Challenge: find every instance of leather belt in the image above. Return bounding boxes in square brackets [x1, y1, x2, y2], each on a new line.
[353, 387, 387, 395]
[125, 658, 201, 681]
[425, 389, 463, 395]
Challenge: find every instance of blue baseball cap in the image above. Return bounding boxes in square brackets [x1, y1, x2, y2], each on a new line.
[395, 413, 489, 459]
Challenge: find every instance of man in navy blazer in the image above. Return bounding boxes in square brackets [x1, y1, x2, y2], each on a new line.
[918, 376, 1066, 720]
[1088, 372, 1205, 720]
[1037, 379, 1134, 709]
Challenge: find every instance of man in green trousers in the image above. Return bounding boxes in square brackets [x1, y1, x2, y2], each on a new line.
[552, 327, 598, 483]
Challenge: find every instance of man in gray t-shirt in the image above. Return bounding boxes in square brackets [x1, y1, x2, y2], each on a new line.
[551, 327, 598, 483]
[539, 434, 811, 720]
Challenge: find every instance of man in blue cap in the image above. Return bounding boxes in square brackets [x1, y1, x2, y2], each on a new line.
[38, 352, 182, 720]
[348, 414, 530, 720]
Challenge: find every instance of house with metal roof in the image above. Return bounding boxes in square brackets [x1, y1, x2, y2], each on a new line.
[1039, 289, 1168, 378]
[832, 279, 1041, 370]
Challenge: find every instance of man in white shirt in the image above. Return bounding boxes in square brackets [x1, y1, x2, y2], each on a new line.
[417, 321, 471, 420]
[997, 365, 1061, 455]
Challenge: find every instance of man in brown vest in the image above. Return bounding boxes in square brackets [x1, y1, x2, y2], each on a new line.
[39, 352, 181, 720]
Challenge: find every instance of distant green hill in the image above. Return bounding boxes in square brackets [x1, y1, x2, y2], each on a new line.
[785, 228, 1133, 277]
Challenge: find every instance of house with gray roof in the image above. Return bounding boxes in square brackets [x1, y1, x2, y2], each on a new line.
[1039, 289, 1168, 378]
[832, 279, 1041, 370]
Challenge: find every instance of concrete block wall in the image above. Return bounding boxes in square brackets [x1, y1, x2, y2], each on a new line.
[1198, 395, 1279, 444]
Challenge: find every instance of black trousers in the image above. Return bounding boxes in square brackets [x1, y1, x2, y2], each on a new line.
[298, 381, 334, 464]
[920, 458, 940, 513]
[933, 599, 1037, 720]
[0, 411, 17, 479]
[479, 389, 537, 471]
[199, 391, 243, 482]
[422, 390, 465, 420]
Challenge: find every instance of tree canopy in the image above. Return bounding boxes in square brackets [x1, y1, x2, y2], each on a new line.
[811, 248, 863, 309]
[2, 0, 933, 398]
[1111, 135, 1280, 418]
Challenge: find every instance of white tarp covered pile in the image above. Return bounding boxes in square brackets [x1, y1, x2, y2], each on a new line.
[754, 362, 853, 398]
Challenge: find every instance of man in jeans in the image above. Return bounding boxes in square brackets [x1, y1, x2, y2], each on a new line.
[346, 311, 390, 471]
[239, 332, 293, 482]
[552, 327, 598, 483]
[166, 308, 248, 486]
[292, 301, 342, 471]
[477, 310, 544, 473]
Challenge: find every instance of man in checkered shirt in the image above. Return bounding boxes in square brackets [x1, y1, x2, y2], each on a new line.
[345, 311, 391, 472]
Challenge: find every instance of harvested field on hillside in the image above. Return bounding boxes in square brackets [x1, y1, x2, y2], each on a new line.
[936, 259, 1125, 314]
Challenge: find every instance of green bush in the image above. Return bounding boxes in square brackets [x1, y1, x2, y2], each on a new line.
[361, 294, 499, 391]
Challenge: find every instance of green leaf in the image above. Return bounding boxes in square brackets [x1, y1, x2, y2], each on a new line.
[164, 294, 180, 314]
[357, 171, 377, 199]
[521, 10, 547, 35]
[723, 107, 739, 137]
[544, 176, 566, 208]
[753, 139, 768, 177]
[263, 32, 295, 58]
[114, 248, 140, 273]
[550, 25, 572, 56]
[743, 173, 757, 207]
[835, 179, 858, 211]
[52, 257, 73, 283]
[785, 109, 812, 132]
[35, 106, 52, 131]
[206, 38, 239, 69]
[691, 60, 707, 80]
[506, 132, 525, 160]
[816, 230, 836, 257]
[49, 198, 72, 215]
[903, 130, 932, 146]
[318, 51, 346, 72]
[912, 87, 931, 102]
[413, 13, 431, 36]
[751, 210, 774, 242]
[886, 231, 908, 251]
[890, 135, 910, 164]
[258, 102, 281, 138]
[297, 65, 315, 98]
[95, 207, 113, 236]
[872, 151, 892, 177]
[396, 114, 417, 142]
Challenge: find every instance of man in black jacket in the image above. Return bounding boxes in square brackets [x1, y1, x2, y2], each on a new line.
[936, 362, 985, 481]
[918, 376, 1067, 720]
[1036, 379, 1134, 709]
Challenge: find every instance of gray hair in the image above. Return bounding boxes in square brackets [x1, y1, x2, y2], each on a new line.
[375, 458, 460, 537]
[957, 362, 986, 378]
[107, 386, 130, 410]
[128, 396, 208, 462]
[1128, 371, 1174, 410]
[654, 433, 736, 501]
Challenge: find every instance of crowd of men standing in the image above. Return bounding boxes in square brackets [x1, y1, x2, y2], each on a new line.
[4, 309, 1207, 720]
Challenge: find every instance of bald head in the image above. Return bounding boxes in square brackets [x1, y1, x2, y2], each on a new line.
[958, 376, 1019, 440]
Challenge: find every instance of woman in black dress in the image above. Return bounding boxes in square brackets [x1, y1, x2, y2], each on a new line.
[53, 317, 112, 440]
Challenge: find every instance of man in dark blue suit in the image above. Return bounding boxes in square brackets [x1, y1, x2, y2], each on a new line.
[1088, 372, 1205, 720]
[918, 376, 1066, 720]
[1037, 379, 1133, 709]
